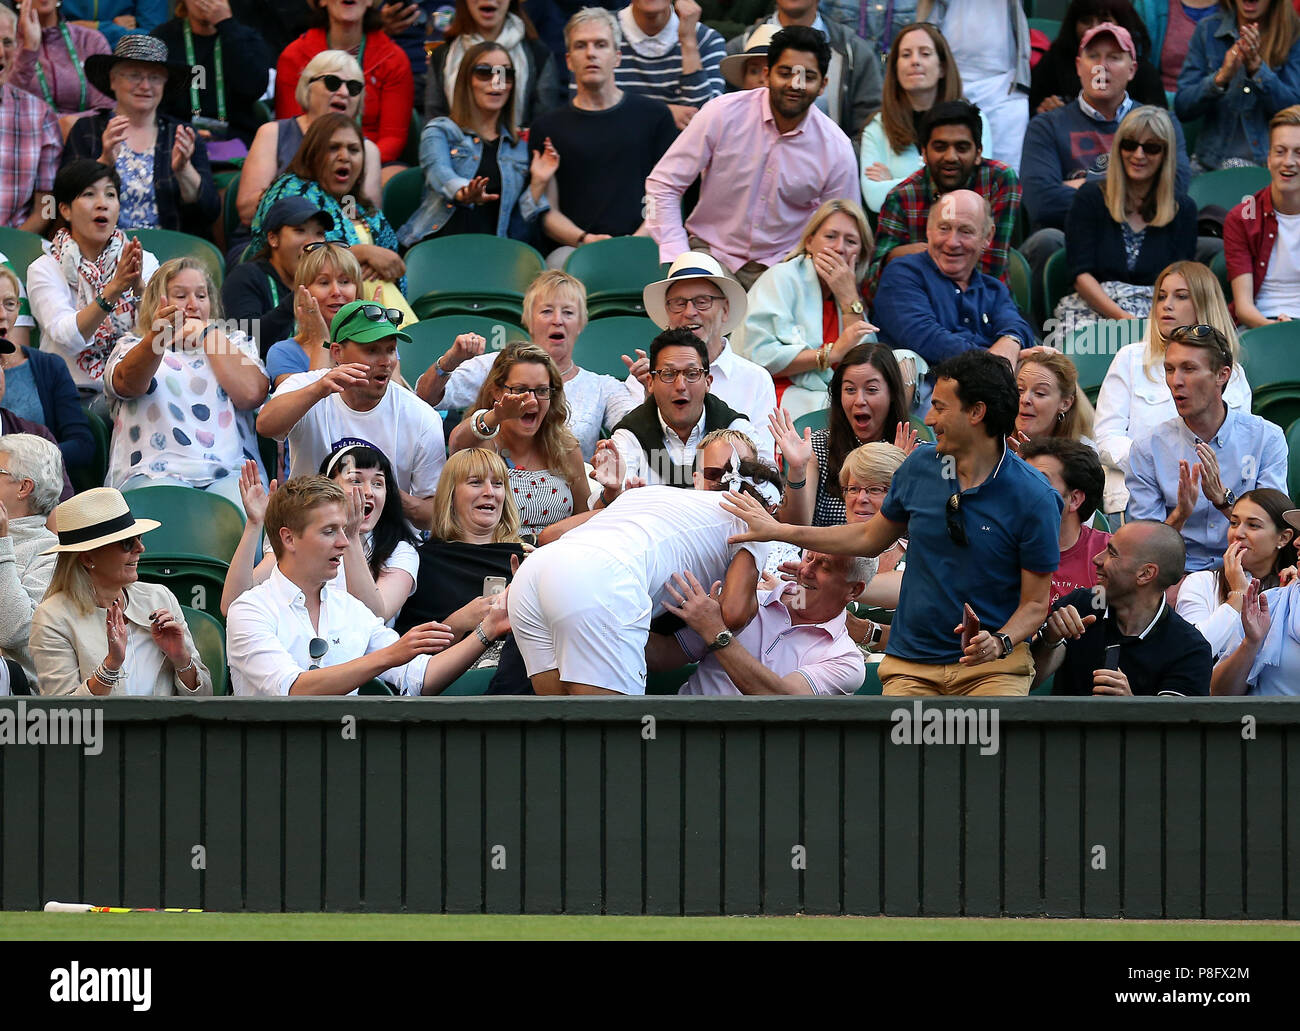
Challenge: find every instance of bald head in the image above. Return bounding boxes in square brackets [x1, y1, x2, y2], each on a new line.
[926, 190, 995, 288]
[1121, 520, 1187, 590]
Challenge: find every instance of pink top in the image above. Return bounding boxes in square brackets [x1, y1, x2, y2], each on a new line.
[677, 584, 866, 696]
[645, 86, 859, 270]
[10, 23, 114, 117]
[1161, 1, 1201, 93]
[1052, 523, 1112, 606]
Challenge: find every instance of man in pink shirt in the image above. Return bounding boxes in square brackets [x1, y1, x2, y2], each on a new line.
[652, 549, 868, 696]
[644, 24, 859, 289]
[1021, 438, 1112, 606]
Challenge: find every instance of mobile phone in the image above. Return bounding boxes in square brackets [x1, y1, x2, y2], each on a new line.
[1103, 643, 1121, 671]
[483, 576, 507, 598]
[960, 603, 980, 652]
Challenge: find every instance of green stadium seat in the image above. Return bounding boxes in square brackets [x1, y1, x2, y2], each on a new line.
[405, 235, 545, 321]
[400, 109, 424, 167]
[221, 171, 242, 252]
[857, 661, 883, 695]
[124, 485, 246, 565]
[1064, 319, 1145, 403]
[359, 678, 396, 695]
[181, 604, 228, 696]
[1288, 419, 1300, 502]
[126, 228, 226, 286]
[382, 165, 424, 235]
[1043, 246, 1071, 321]
[571, 316, 657, 379]
[68, 406, 109, 494]
[794, 409, 828, 437]
[0, 227, 47, 278]
[1187, 166, 1270, 213]
[646, 663, 697, 695]
[1008, 247, 1032, 316]
[1253, 391, 1300, 433]
[1210, 247, 1231, 300]
[398, 315, 529, 382]
[442, 666, 495, 695]
[910, 415, 935, 443]
[1238, 321, 1300, 394]
[144, 563, 229, 620]
[563, 237, 662, 318]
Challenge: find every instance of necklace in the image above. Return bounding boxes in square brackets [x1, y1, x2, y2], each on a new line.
[557, 361, 577, 379]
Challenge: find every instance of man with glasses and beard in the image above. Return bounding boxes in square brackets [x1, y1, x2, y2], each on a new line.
[723, 349, 1063, 696]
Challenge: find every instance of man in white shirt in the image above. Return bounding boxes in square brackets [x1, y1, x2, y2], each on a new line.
[227, 476, 508, 696]
[256, 301, 446, 528]
[508, 449, 780, 695]
[609, 328, 758, 485]
[624, 252, 777, 458]
[653, 549, 868, 695]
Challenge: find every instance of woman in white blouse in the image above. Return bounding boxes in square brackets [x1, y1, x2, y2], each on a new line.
[29, 487, 212, 696]
[1093, 261, 1252, 512]
[415, 270, 635, 459]
[1176, 489, 1297, 662]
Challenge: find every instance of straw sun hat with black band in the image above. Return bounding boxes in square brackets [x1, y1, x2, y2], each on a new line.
[42, 487, 160, 555]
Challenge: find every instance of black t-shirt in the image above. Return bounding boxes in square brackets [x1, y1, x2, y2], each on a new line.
[1049, 588, 1212, 697]
[528, 92, 677, 241]
[221, 260, 289, 360]
[438, 137, 503, 237]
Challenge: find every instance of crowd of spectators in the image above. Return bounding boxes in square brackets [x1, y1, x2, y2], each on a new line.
[4, 0, 1300, 701]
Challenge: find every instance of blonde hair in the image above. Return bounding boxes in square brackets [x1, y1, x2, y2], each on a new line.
[43, 552, 99, 614]
[1144, 260, 1240, 382]
[786, 199, 875, 283]
[698, 428, 758, 459]
[264, 475, 347, 560]
[1017, 351, 1096, 442]
[293, 242, 365, 292]
[1221, 0, 1300, 69]
[839, 442, 907, 488]
[0, 264, 21, 304]
[472, 343, 578, 468]
[523, 270, 588, 336]
[295, 50, 366, 115]
[564, 6, 621, 49]
[1106, 106, 1179, 228]
[134, 257, 223, 335]
[429, 449, 522, 543]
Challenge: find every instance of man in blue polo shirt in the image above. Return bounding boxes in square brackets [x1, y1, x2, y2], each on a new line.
[872, 190, 1035, 413]
[724, 349, 1063, 696]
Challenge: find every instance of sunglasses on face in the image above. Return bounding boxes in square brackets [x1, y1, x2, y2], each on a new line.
[946, 492, 968, 547]
[698, 466, 728, 489]
[1119, 139, 1164, 156]
[470, 64, 516, 83]
[309, 74, 364, 97]
[116, 535, 143, 552]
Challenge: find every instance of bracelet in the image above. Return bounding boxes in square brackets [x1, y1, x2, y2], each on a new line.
[469, 409, 499, 440]
[433, 358, 451, 378]
[816, 342, 832, 372]
[474, 623, 491, 647]
[174, 654, 197, 675]
[786, 476, 807, 490]
[94, 662, 123, 684]
[1228, 590, 1245, 598]
[95, 294, 114, 313]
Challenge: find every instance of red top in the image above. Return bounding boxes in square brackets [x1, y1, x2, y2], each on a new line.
[1052, 523, 1111, 606]
[1223, 184, 1279, 299]
[274, 28, 414, 165]
[821, 295, 839, 347]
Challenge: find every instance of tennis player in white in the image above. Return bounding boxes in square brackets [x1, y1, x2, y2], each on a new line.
[508, 434, 781, 695]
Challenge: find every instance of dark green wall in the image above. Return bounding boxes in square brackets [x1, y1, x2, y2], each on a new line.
[0, 698, 1295, 917]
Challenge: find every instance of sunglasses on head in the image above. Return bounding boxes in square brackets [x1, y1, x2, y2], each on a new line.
[1170, 323, 1232, 363]
[309, 74, 364, 97]
[470, 64, 516, 83]
[349, 303, 404, 327]
[1119, 138, 1164, 156]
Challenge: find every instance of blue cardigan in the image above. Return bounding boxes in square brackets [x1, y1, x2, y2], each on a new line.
[1064, 182, 1198, 286]
[1175, 9, 1300, 168]
[18, 345, 94, 470]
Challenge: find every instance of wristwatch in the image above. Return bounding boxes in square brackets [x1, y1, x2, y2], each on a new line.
[843, 299, 864, 315]
[996, 633, 1014, 659]
[864, 620, 883, 649]
[706, 629, 734, 652]
[1218, 488, 1237, 511]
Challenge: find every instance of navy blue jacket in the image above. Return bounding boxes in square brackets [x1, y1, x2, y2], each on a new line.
[20, 346, 93, 470]
[1065, 182, 1198, 285]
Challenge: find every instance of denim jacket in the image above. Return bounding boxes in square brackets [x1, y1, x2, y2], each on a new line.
[1175, 9, 1300, 168]
[398, 118, 548, 247]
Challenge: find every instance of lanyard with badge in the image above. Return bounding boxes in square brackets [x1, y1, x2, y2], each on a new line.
[34, 23, 88, 111]
[184, 22, 229, 139]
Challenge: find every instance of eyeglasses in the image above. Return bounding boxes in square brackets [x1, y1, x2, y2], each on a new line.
[503, 384, 552, 399]
[470, 64, 516, 83]
[649, 367, 707, 384]
[308, 638, 329, 670]
[309, 74, 364, 97]
[664, 294, 726, 314]
[843, 484, 888, 500]
[348, 303, 405, 327]
[946, 492, 968, 547]
[117, 69, 168, 86]
[0, 466, 27, 482]
[1119, 139, 1165, 156]
[1169, 323, 1233, 364]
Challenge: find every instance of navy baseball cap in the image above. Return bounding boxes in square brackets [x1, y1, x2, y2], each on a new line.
[264, 197, 335, 233]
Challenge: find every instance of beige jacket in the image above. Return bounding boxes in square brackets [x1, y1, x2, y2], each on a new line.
[29, 580, 213, 697]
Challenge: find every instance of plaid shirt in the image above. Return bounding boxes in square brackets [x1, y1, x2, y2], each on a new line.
[867, 158, 1021, 299]
[0, 83, 60, 228]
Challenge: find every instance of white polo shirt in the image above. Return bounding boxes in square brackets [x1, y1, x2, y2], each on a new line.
[676, 584, 865, 696]
[227, 566, 430, 696]
[273, 370, 446, 496]
[625, 340, 778, 458]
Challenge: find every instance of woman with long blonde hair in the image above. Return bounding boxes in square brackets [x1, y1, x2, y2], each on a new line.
[1054, 106, 1197, 331]
[1094, 259, 1253, 511]
[448, 342, 590, 537]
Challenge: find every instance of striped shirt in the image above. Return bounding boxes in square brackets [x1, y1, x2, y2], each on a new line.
[609, 22, 726, 109]
[0, 83, 61, 228]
